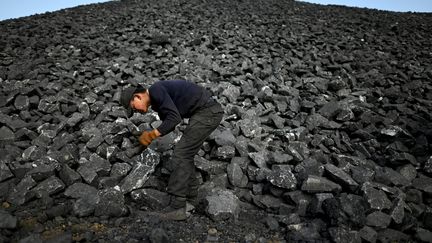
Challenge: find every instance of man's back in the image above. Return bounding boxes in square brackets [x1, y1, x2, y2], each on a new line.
[149, 80, 213, 135]
[149, 80, 212, 118]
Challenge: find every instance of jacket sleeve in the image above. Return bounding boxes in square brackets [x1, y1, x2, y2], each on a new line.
[152, 86, 182, 136]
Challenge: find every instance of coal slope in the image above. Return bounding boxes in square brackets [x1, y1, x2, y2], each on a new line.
[1, 0, 432, 242]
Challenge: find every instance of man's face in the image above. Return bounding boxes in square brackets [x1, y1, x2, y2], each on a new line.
[130, 92, 150, 113]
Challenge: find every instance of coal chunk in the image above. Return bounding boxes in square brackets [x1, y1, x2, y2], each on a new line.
[130, 188, 170, 210]
[359, 226, 377, 243]
[366, 211, 391, 228]
[249, 151, 268, 169]
[8, 161, 33, 179]
[339, 193, 367, 227]
[350, 165, 375, 184]
[380, 125, 413, 138]
[22, 146, 45, 162]
[399, 164, 417, 182]
[94, 187, 128, 217]
[215, 145, 236, 161]
[294, 158, 324, 182]
[252, 194, 283, 212]
[424, 156, 432, 175]
[14, 95, 29, 110]
[26, 158, 59, 181]
[86, 133, 104, 150]
[321, 197, 347, 227]
[278, 213, 301, 225]
[120, 148, 160, 193]
[194, 156, 227, 175]
[64, 182, 98, 199]
[318, 101, 342, 119]
[265, 216, 280, 230]
[45, 203, 71, 219]
[64, 183, 99, 217]
[375, 167, 410, 186]
[205, 188, 240, 221]
[0, 209, 17, 229]
[72, 197, 97, 217]
[237, 118, 262, 138]
[213, 129, 236, 146]
[227, 161, 248, 188]
[0, 160, 13, 182]
[110, 162, 132, 177]
[310, 193, 333, 214]
[412, 176, 432, 194]
[423, 208, 432, 230]
[390, 198, 406, 224]
[0, 126, 15, 141]
[324, 163, 358, 191]
[269, 150, 293, 164]
[328, 226, 361, 243]
[306, 113, 341, 130]
[38, 97, 58, 113]
[221, 84, 240, 103]
[32, 176, 65, 198]
[301, 175, 342, 193]
[66, 112, 84, 127]
[267, 165, 297, 190]
[415, 228, 432, 243]
[0, 180, 12, 200]
[59, 164, 81, 186]
[7, 176, 37, 205]
[77, 154, 111, 185]
[328, 79, 347, 91]
[361, 183, 392, 210]
[286, 221, 325, 242]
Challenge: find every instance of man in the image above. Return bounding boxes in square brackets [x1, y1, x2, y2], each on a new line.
[120, 80, 223, 220]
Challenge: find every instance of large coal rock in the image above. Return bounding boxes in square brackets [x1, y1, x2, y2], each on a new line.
[130, 188, 170, 210]
[120, 148, 160, 194]
[205, 188, 240, 221]
[94, 187, 128, 217]
[64, 182, 99, 217]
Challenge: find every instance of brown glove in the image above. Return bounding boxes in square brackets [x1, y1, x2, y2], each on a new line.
[139, 129, 159, 146]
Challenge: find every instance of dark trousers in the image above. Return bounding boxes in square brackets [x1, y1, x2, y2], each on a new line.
[167, 103, 223, 198]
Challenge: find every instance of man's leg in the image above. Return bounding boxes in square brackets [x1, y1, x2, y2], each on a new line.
[167, 104, 223, 199]
[157, 104, 223, 220]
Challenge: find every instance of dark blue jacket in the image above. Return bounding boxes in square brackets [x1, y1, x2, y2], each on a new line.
[149, 80, 213, 135]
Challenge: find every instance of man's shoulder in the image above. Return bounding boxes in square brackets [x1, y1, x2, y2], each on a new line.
[149, 80, 165, 91]
[151, 80, 193, 89]
[157, 79, 189, 84]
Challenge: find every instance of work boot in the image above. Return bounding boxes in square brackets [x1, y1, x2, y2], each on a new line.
[153, 196, 188, 221]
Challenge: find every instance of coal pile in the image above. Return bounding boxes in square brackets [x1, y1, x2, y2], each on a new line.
[1, 0, 432, 242]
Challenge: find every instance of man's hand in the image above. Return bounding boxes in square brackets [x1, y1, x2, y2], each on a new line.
[139, 129, 161, 146]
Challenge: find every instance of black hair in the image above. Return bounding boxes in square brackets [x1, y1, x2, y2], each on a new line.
[134, 86, 147, 94]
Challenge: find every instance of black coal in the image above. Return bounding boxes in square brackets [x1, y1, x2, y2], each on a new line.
[1, 0, 432, 242]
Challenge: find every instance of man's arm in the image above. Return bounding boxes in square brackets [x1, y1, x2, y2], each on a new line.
[139, 128, 161, 146]
[153, 129, 161, 136]
[151, 85, 182, 136]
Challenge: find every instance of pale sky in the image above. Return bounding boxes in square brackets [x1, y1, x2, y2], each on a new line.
[0, 0, 111, 21]
[299, 0, 432, 13]
[1, 0, 431, 21]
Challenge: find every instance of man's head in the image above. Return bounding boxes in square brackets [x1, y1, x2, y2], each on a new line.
[120, 85, 151, 117]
